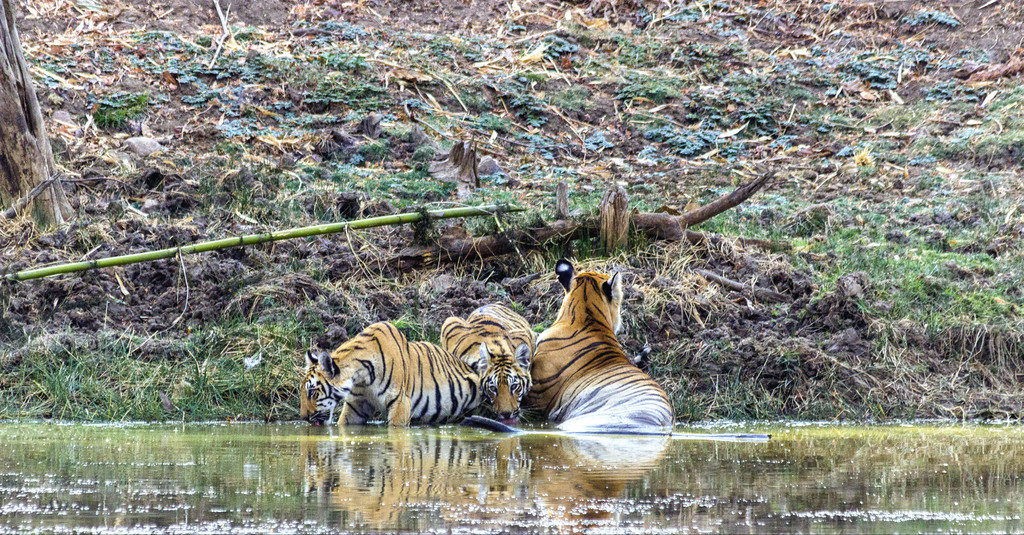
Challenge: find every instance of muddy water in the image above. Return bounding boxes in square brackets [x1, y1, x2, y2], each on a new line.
[0, 423, 1022, 534]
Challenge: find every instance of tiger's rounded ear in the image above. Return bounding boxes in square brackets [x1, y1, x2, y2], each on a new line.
[441, 316, 467, 337]
[514, 343, 532, 369]
[318, 352, 340, 379]
[602, 272, 624, 302]
[555, 259, 574, 292]
[305, 350, 318, 367]
[471, 344, 491, 375]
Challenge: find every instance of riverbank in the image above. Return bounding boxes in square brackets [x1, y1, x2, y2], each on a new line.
[2, 0, 1022, 421]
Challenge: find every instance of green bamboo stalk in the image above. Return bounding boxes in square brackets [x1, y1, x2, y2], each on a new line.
[3, 204, 521, 283]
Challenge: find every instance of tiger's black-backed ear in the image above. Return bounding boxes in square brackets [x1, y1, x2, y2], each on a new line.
[305, 350, 318, 367]
[555, 259, 574, 292]
[317, 352, 339, 379]
[514, 343, 532, 369]
[602, 272, 623, 302]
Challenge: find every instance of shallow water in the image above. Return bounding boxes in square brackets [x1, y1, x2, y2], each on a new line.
[1, 422, 1022, 533]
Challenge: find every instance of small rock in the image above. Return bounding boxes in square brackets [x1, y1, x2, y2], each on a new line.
[336, 192, 361, 219]
[331, 129, 359, 146]
[408, 125, 434, 148]
[423, 274, 457, 294]
[836, 271, 870, 300]
[884, 230, 908, 244]
[124, 137, 164, 157]
[52, 110, 76, 125]
[840, 327, 861, 346]
[477, 156, 504, 176]
[357, 113, 383, 138]
[501, 273, 540, 293]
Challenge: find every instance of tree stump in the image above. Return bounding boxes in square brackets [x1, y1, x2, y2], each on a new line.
[599, 184, 629, 253]
[0, 0, 73, 227]
[555, 181, 569, 220]
[428, 140, 479, 199]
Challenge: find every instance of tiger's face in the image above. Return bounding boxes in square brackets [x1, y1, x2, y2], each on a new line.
[474, 343, 532, 424]
[299, 350, 342, 426]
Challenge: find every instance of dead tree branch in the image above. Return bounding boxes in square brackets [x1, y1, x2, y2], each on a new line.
[693, 268, 787, 303]
[388, 172, 776, 269]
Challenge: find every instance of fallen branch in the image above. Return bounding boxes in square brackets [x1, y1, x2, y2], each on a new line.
[968, 55, 1024, 82]
[693, 268, 787, 303]
[1, 174, 59, 220]
[632, 172, 773, 240]
[389, 173, 775, 268]
[3, 205, 521, 282]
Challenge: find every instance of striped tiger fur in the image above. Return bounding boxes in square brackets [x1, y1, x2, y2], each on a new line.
[526, 260, 674, 434]
[441, 304, 536, 424]
[299, 322, 481, 427]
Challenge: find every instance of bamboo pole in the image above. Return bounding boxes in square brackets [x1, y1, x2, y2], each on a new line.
[3, 204, 521, 282]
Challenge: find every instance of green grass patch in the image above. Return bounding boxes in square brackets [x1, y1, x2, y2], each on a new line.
[92, 92, 150, 129]
[550, 86, 591, 112]
[0, 319, 309, 421]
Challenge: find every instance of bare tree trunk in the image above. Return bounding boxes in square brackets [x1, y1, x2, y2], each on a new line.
[0, 0, 72, 227]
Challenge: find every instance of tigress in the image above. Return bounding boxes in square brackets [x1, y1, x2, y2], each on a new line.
[525, 259, 674, 434]
[299, 322, 482, 427]
[441, 304, 536, 424]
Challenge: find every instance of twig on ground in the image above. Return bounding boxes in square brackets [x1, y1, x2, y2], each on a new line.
[2, 174, 60, 220]
[166, 249, 190, 330]
[207, 0, 232, 68]
[693, 268, 787, 303]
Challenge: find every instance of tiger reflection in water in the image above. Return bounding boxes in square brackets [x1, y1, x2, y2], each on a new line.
[300, 430, 670, 531]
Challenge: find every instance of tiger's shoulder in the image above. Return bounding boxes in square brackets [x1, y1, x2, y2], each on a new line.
[467, 304, 534, 336]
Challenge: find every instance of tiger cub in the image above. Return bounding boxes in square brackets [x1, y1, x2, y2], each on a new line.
[300, 322, 482, 427]
[441, 304, 536, 424]
[527, 260, 674, 434]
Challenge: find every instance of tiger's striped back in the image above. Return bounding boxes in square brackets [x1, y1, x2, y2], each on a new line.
[527, 261, 674, 434]
[300, 322, 481, 426]
[441, 304, 536, 423]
